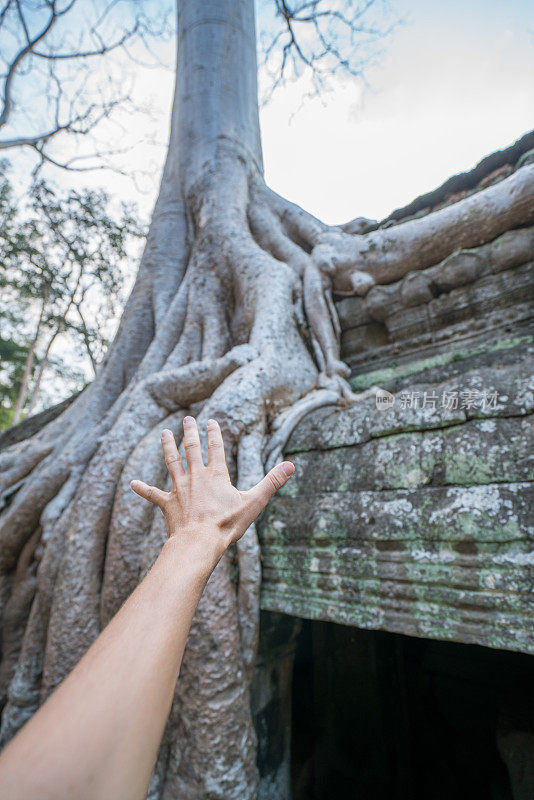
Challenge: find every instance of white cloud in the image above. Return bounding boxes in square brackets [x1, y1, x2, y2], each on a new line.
[7, 0, 534, 226]
[261, 0, 534, 222]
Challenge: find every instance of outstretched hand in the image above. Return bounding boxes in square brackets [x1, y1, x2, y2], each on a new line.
[131, 416, 294, 563]
[0, 420, 293, 800]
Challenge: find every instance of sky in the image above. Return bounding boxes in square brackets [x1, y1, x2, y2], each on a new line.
[7, 0, 533, 225]
[260, 0, 534, 223]
[2, 0, 533, 410]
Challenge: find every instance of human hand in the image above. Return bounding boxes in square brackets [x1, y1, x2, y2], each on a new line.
[131, 416, 294, 564]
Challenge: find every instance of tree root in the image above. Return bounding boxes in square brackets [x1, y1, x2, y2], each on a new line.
[0, 505, 69, 742]
[0, 527, 40, 707]
[143, 344, 258, 410]
[0, 442, 54, 500]
[236, 429, 265, 681]
[264, 388, 339, 471]
[1, 149, 533, 800]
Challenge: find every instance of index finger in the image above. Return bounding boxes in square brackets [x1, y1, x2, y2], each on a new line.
[161, 428, 184, 483]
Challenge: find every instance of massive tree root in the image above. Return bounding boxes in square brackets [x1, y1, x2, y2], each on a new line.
[0, 130, 533, 797]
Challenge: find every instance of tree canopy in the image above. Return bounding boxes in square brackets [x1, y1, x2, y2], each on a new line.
[0, 161, 145, 427]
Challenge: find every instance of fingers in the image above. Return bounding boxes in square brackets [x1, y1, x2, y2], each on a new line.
[182, 415, 204, 472]
[161, 428, 184, 482]
[130, 479, 168, 509]
[242, 461, 294, 523]
[207, 418, 227, 472]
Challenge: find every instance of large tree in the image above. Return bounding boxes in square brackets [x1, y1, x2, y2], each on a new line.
[0, 1, 533, 798]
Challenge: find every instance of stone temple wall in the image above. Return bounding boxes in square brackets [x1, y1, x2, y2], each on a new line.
[257, 132, 534, 657]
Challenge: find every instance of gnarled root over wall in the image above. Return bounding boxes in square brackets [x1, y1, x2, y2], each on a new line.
[0, 153, 533, 798]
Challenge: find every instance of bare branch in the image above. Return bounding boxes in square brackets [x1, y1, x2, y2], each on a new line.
[32, 20, 140, 61]
[0, 93, 127, 175]
[0, 4, 57, 128]
[260, 0, 401, 103]
[0, 0, 174, 174]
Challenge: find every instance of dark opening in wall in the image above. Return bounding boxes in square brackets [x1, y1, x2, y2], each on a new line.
[291, 620, 534, 800]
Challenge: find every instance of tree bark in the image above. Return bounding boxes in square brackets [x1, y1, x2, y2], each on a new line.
[0, 1, 533, 797]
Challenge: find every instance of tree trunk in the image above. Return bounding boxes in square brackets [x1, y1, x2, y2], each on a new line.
[11, 300, 46, 426]
[1, 1, 533, 797]
[25, 321, 68, 418]
[26, 271, 84, 418]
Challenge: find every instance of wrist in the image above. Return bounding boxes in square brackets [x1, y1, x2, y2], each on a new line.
[161, 531, 224, 577]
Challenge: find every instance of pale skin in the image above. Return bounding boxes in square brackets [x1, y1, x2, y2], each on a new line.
[0, 415, 294, 800]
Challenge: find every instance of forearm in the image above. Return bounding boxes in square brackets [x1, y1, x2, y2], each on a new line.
[0, 415, 294, 800]
[0, 535, 220, 800]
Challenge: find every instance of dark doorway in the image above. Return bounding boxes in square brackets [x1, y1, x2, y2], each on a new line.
[291, 620, 534, 800]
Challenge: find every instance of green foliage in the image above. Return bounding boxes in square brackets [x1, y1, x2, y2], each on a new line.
[0, 335, 27, 428]
[0, 161, 146, 428]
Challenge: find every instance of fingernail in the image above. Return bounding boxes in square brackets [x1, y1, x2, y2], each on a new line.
[161, 429, 172, 440]
[130, 480, 138, 490]
[207, 418, 217, 429]
[282, 462, 294, 477]
[183, 416, 194, 426]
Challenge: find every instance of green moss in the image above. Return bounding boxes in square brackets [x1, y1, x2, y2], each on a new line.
[444, 451, 501, 486]
[350, 335, 532, 390]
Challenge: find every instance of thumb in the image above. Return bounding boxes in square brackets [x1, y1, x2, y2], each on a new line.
[130, 479, 167, 509]
[242, 461, 294, 524]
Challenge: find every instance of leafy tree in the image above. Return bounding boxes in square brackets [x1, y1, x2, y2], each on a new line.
[0, 335, 28, 428]
[0, 161, 145, 426]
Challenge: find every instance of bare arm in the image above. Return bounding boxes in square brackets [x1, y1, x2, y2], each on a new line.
[0, 415, 294, 800]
